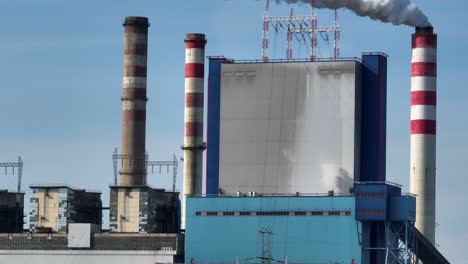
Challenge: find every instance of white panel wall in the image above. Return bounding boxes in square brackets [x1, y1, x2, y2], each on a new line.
[218, 61, 360, 194]
[68, 223, 91, 248]
[0, 250, 175, 264]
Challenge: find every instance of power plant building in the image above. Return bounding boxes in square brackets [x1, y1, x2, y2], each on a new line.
[185, 52, 449, 263]
[0, 10, 451, 263]
[206, 54, 387, 195]
[195, 54, 389, 263]
[109, 186, 180, 233]
[0, 190, 24, 233]
[186, 181, 449, 263]
[0, 227, 183, 264]
[29, 185, 102, 232]
[186, 195, 361, 263]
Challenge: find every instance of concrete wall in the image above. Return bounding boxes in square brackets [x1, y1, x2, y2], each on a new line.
[0, 233, 181, 252]
[185, 196, 361, 264]
[118, 188, 140, 232]
[29, 187, 102, 232]
[109, 187, 180, 233]
[0, 250, 176, 264]
[36, 189, 60, 231]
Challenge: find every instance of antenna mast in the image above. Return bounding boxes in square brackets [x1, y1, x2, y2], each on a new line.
[334, 9, 341, 59]
[311, 0, 318, 61]
[286, 8, 294, 60]
[262, 0, 270, 61]
[0, 156, 23, 193]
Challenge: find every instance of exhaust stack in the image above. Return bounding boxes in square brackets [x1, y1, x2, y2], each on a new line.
[120, 17, 150, 186]
[182, 33, 207, 229]
[410, 26, 437, 244]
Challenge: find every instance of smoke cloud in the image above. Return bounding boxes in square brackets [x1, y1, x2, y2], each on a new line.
[274, 0, 431, 27]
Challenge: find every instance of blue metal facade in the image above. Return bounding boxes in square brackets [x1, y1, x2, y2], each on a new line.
[206, 57, 224, 195]
[354, 182, 417, 264]
[354, 181, 415, 223]
[185, 196, 361, 264]
[355, 182, 401, 221]
[360, 53, 388, 182]
[389, 195, 416, 222]
[359, 54, 388, 264]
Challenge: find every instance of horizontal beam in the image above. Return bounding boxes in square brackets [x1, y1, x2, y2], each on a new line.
[291, 26, 339, 33]
[0, 163, 22, 167]
[264, 15, 316, 22]
[147, 161, 177, 166]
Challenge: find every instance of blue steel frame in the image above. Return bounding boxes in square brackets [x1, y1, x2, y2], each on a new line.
[360, 53, 388, 182]
[206, 57, 225, 195]
[360, 53, 388, 264]
[355, 181, 418, 264]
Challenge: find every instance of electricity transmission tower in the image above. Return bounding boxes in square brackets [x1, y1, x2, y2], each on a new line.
[112, 148, 178, 193]
[0, 156, 23, 193]
[262, 0, 341, 61]
[258, 227, 273, 264]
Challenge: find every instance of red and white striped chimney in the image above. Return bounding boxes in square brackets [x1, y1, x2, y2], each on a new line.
[120, 17, 149, 186]
[182, 33, 207, 229]
[410, 26, 437, 244]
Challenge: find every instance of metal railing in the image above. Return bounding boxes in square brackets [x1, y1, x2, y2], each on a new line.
[231, 57, 360, 64]
[188, 192, 353, 198]
[354, 181, 403, 188]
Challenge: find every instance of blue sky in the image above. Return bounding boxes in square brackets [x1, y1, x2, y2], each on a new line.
[0, 0, 466, 262]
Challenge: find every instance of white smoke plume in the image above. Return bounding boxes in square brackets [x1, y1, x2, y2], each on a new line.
[274, 0, 431, 27]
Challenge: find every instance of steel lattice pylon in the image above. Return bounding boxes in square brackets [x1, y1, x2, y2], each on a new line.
[112, 148, 178, 193]
[258, 227, 273, 264]
[261, 0, 340, 61]
[146, 155, 178, 193]
[112, 148, 148, 186]
[0, 156, 23, 194]
[0, 156, 23, 230]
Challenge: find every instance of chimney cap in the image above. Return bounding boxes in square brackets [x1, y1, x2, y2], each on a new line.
[415, 26, 433, 34]
[185, 33, 207, 43]
[123, 16, 150, 27]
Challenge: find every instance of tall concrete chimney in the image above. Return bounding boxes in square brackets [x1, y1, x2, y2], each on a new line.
[120, 16, 150, 186]
[410, 26, 437, 244]
[182, 33, 207, 229]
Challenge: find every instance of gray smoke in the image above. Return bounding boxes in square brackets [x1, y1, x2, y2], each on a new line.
[274, 0, 431, 27]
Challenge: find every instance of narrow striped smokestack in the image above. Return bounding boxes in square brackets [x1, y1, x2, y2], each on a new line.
[120, 17, 150, 186]
[410, 26, 437, 244]
[182, 33, 207, 229]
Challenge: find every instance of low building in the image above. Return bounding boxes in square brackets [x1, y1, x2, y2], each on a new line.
[0, 223, 184, 264]
[185, 182, 448, 264]
[29, 185, 102, 232]
[186, 194, 361, 263]
[109, 186, 180, 233]
[0, 190, 24, 233]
